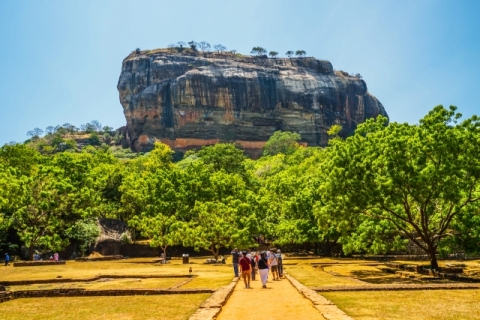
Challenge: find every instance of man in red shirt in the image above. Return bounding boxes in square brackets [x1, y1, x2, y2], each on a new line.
[239, 251, 252, 288]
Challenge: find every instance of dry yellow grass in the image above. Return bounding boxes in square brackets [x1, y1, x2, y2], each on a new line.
[0, 295, 210, 320]
[9, 278, 183, 291]
[323, 290, 480, 320]
[1, 257, 233, 290]
[285, 263, 359, 287]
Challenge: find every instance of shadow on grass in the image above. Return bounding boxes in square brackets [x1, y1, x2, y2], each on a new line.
[350, 270, 422, 284]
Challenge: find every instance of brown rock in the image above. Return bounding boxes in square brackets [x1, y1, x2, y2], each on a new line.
[118, 50, 388, 156]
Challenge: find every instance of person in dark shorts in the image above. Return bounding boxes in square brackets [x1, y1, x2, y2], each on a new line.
[231, 248, 240, 277]
[4, 253, 10, 266]
[239, 251, 252, 288]
[268, 249, 280, 280]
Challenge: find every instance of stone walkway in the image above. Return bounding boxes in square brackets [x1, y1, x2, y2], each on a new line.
[216, 275, 326, 320]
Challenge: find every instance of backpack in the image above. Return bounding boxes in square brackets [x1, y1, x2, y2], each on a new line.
[276, 253, 282, 264]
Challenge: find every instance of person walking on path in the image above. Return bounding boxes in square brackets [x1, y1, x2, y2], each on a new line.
[231, 248, 240, 277]
[276, 249, 284, 278]
[268, 249, 280, 280]
[239, 251, 252, 288]
[258, 252, 269, 288]
[250, 253, 257, 281]
[4, 253, 10, 266]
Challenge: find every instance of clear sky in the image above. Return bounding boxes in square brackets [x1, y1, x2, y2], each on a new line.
[1, 0, 479, 145]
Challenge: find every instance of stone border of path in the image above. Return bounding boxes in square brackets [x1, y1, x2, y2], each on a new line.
[285, 274, 353, 320]
[188, 277, 239, 320]
[312, 283, 480, 292]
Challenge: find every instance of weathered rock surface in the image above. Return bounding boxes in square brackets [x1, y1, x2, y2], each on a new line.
[118, 50, 387, 156]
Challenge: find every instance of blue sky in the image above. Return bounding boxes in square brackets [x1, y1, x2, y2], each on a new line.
[1, 0, 479, 145]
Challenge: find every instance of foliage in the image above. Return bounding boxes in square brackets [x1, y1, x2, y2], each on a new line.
[263, 131, 301, 156]
[319, 106, 480, 268]
[3, 105, 480, 262]
[251, 47, 267, 56]
[269, 51, 278, 58]
[197, 41, 210, 52]
[295, 50, 306, 57]
[64, 219, 100, 256]
[213, 44, 226, 53]
[11, 165, 74, 260]
[286, 50, 294, 58]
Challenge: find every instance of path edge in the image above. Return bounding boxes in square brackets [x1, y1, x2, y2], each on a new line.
[285, 273, 354, 320]
[188, 277, 239, 320]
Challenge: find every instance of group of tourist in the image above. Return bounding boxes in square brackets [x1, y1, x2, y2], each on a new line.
[231, 248, 283, 289]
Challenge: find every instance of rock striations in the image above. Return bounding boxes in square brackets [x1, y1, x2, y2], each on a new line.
[117, 49, 387, 157]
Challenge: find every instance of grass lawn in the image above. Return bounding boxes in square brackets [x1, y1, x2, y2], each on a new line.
[323, 290, 480, 320]
[0, 295, 210, 320]
[9, 278, 184, 291]
[1, 257, 233, 290]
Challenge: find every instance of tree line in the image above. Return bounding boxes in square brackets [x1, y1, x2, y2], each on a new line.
[1, 105, 480, 268]
[135, 42, 307, 59]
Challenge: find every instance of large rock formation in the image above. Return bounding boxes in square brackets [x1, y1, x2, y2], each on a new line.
[117, 49, 387, 157]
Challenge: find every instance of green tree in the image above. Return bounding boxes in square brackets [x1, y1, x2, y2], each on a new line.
[196, 143, 247, 176]
[263, 131, 301, 156]
[319, 106, 480, 269]
[295, 50, 306, 57]
[286, 50, 294, 58]
[11, 166, 74, 260]
[133, 214, 182, 263]
[269, 51, 278, 59]
[88, 132, 101, 146]
[64, 219, 100, 256]
[184, 198, 257, 260]
[251, 47, 267, 56]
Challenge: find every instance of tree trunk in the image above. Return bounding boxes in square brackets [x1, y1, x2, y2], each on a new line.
[162, 246, 168, 264]
[429, 249, 438, 270]
[29, 244, 34, 261]
[429, 246, 439, 270]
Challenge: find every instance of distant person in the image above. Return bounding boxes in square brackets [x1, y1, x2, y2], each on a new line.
[239, 251, 252, 288]
[4, 253, 10, 266]
[34, 253, 40, 261]
[258, 252, 269, 288]
[276, 249, 283, 278]
[268, 249, 280, 280]
[53, 253, 59, 261]
[49, 256, 54, 261]
[231, 248, 240, 277]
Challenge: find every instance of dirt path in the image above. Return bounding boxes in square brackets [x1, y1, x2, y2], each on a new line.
[216, 276, 325, 320]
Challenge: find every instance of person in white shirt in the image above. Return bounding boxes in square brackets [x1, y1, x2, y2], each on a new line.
[268, 249, 280, 280]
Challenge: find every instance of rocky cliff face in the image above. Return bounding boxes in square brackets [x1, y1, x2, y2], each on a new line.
[117, 50, 387, 156]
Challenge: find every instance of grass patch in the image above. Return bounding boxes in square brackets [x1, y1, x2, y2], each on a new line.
[323, 264, 422, 284]
[0, 294, 210, 320]
[323, 290, 480, 320]
[285, 263, 359, 287]
[1, 258, 230, 283]
[9, 278, 183, 291]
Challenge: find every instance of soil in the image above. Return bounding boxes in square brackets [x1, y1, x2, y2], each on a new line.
[216, 275, 325, 320]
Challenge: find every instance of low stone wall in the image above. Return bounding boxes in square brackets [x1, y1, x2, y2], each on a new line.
[13, 261, 66, 267]
[0, 274, 194, 286]
[11, 288, 215, 299]
[312, 283, 480, 292]
[75, 255, 124, 262]
[189, 277, 239, 320]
